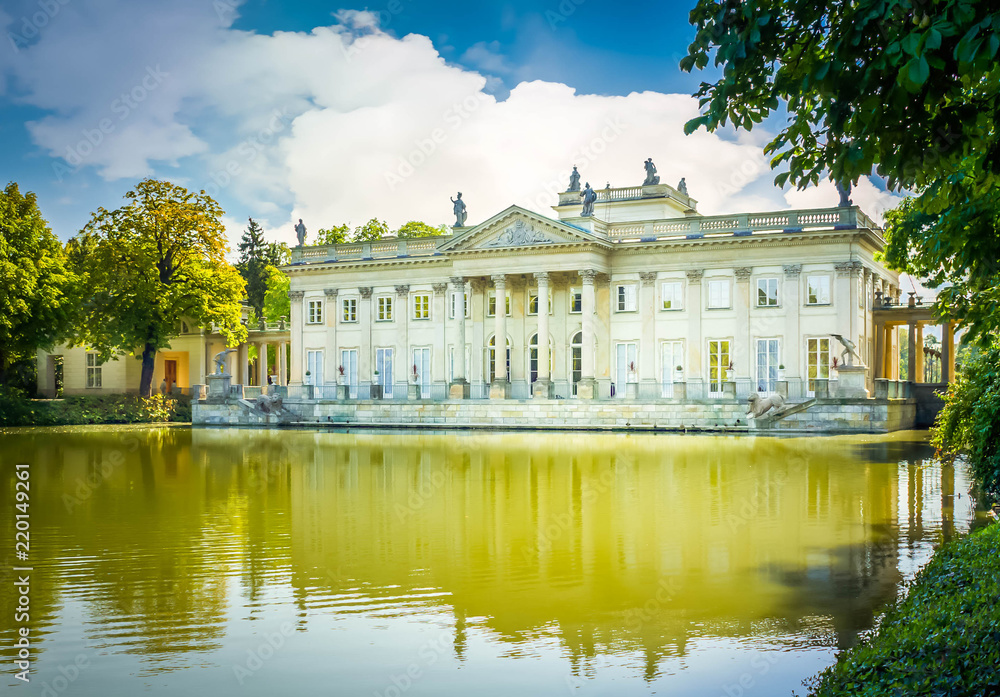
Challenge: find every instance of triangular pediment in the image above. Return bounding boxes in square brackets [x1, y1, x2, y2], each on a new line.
[440, 206, 609, 253]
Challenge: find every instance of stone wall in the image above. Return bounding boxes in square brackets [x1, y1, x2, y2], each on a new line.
[193, 397, 918, 433]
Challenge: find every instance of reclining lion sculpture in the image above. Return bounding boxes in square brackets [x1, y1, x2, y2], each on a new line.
[747, 392, 785, 419]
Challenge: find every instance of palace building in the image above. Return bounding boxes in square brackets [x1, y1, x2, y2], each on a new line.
[280, 177, 903, 403]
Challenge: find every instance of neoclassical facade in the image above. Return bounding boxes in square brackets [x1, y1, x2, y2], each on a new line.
[283, 181, 901, 402]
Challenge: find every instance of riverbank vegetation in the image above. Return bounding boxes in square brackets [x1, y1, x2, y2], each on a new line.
[0, 389, 190, 426]
[805, 521, 1000, 696]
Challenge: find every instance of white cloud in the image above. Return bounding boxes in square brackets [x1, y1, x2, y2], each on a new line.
[2, 2, 899, 251]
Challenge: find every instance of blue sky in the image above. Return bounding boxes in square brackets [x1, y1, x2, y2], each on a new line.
[0, 0, 900, 247]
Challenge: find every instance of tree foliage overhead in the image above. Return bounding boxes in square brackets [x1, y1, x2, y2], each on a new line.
[71, 179, 247, 396]
[315, 224, 350, 246]
[396, 220, 449, 238]
[237, 217, 286, 320]
[682, 0, 1000, 192]
[352, 218, 390, 242]
[314, 219, 447, 245]
[0, 182, 77, 386]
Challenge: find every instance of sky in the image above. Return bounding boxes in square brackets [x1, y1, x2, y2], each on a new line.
[0, 0, 907, 252]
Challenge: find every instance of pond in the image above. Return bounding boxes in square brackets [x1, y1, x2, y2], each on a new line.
[0, 427, 981, 696]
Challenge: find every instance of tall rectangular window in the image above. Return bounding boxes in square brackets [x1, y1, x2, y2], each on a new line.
[661, 281, 683, 310]
[616, 284, 637, 312]
[86, 353, 102, 388]
[377, 296, 393, 321]
[707, 279, 731, 309]
[807, 337, 831, 395]
[342, 297, 357, 322]
[570, 288, 582, 313]
[487, 291, 511, 317]
[756, 338, 780, 393]
[449, 291, 470, 319]
[412, 293, 430, 320]
[708, 339, 731, 395]
[528, 293, 553, 315]
[307, 300, 323, 324]
[807, 276, 831, 305]
[756, 278, 779, 307]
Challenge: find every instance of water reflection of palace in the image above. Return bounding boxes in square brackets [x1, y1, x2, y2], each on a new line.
[0, 427, 973, 683]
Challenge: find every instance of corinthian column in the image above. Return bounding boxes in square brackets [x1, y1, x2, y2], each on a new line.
[533, 271, 552, 398]
[449, 277, 469, 398]
[288, 290, 304, 386]
[490, 274, 509, 398]
[577, 269, 598, 399]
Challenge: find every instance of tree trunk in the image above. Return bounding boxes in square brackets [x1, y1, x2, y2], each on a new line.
[139, 343, 156, 397]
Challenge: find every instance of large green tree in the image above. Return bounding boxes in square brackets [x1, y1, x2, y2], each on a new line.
[315, 224, 350, 245]
[236, 218, 270, 320]
[352, 218, 390, 242]
[0, 183, 77, 388]
[71, 179, 247, 396]
[395, 220, 449, 238]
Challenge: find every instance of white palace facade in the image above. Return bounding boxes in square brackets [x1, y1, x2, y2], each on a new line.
[282, 180, 902, 402]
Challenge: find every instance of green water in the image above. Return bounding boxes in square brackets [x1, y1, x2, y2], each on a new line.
[0, 427, 981, 696]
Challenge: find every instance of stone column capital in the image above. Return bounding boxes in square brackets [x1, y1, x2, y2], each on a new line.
[491, 273, 507, 288]
[533, 271, 550, 285]
[449, 276, 465, 288]
[359, 287, 373, 299]
[579, 269, 598, 284]
[685, 269, 704, 284]
[432, 282, 448, 294]
[288, 290, 305, 301]
[782, 264, 802, 279]
[470, 279, 487, 292]
[324, 288, 339, 298]
[395, 284, 410, 297]
[639, 272, 657, 286]
[734, 267, 753, 282]
[835, 261, 862, 278]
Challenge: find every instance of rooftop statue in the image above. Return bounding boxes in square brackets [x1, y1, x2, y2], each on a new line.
[643, 158, 660, 185]
[580, 183, 597, 217]
[451, 192, 468, 227]
[294, 219, 307, 246]
[568, 165, 581, 192]
[837, 181, 853, 207]
[677, 177, 688, 196]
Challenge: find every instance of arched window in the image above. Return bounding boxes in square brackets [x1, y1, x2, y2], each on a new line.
[571, 331, 583, 395]
[528, 333, 554, 383]
[487, 335, 511, 382]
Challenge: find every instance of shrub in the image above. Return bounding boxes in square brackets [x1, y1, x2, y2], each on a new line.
[807, 523, 1000, 696]
[0, 390, 192, 426]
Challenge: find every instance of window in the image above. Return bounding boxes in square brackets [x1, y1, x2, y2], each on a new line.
[86, 353, 102, 388]
[375, 347, 393, 397]
[807, 338, 831, 396]
[528, 333, 553, 382]
[616, 284, 637, 312]
[377, 296, 393, 321]
[307, 300, 323, 324]
[449, 291, 470, 319]
[708, 339, 732, 395]
[756, 278, 779, 307]
[661, 341, 684, 397]
[707, 279, 731, 309]
[807, 275, 831, 305]
[570, 288, 582, 313]
[661, 281, 683, 310]
[756, 338, 780, 393]
[487, 291, 511, 317]
[342, 297, 357, 322]
[412, 293, 430, 320]
[528, 293, 553, 315]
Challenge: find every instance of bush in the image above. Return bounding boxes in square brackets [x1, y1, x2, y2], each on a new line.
[0, 389, 192, 426]
[807, 523, 1000, 696]
[933, 340, 1000, 499]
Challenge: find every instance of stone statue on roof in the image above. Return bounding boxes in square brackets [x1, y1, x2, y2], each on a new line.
[580, 183, 597, 217]
[451, 192, 468, 227]
[677, 177, 688, 196]
[643, 158, 660, 185]
[568, 165, 581, 192]
[294, 219, 307, 246]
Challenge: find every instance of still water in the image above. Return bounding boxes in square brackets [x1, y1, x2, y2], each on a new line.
[0, 427, 982, 696]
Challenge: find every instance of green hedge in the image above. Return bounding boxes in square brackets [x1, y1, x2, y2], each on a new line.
[0, 390, 191, 426]
[808, 522, 1000, 696]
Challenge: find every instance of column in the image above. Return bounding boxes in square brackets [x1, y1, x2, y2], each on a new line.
[686, 269, 704, 396]
[915, 324, 924, 382]
[734, 267, 752, 384]
[638, 272, 657, 396]
[278, 341, 287, 386]
[449, 277, 469, 398]
[874, 319, 885, 380]
[533, 272, 552, 398]
[257, 341, 268, 387]
[577, 269, 598, 399]
[490, 274, 509, 398]
[907, 320, 917, 382]
[942, 321, 955, 383]
[395, 285, 410, 397]
[324, 288, 339, 388]
[237, 341, 249, 385]
[432, 283, 448, 396]
[835, 262, 855, 341]
[359, 287, 373, 396]
[783, 265, 802, 389]
[288, 290, 304, 385]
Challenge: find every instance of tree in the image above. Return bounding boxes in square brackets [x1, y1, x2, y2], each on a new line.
[396, 220, 449, 238]
[352, 218, 390, 242]
[262, 265, 290, 323]
[681, 1, 1000, 193]
[0, 182, 78, 388]
[315, 224, 350, 245]
[236, 218, 270, 320]
[71, 179, 247, 396]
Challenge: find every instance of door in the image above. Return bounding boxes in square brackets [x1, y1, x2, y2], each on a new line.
[661, 341, 684, 397]
[164, 360, 177, 392]
[756, 339, 780, 394]
[486, 336, 510, 382]
[340, 349, 358, 398]
[708, 339, 731, 396]
[807, 338, 830, 396]
[412, 347, 431, 398]
[306, 350, 324, 387]
[614, 342, 637, 398]
[571, 331, 582, 396]
[529, 334, 553, 383]
[375, 348, 393, 397]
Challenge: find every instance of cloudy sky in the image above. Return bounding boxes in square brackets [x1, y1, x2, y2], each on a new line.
[0, 0, 905, 249]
